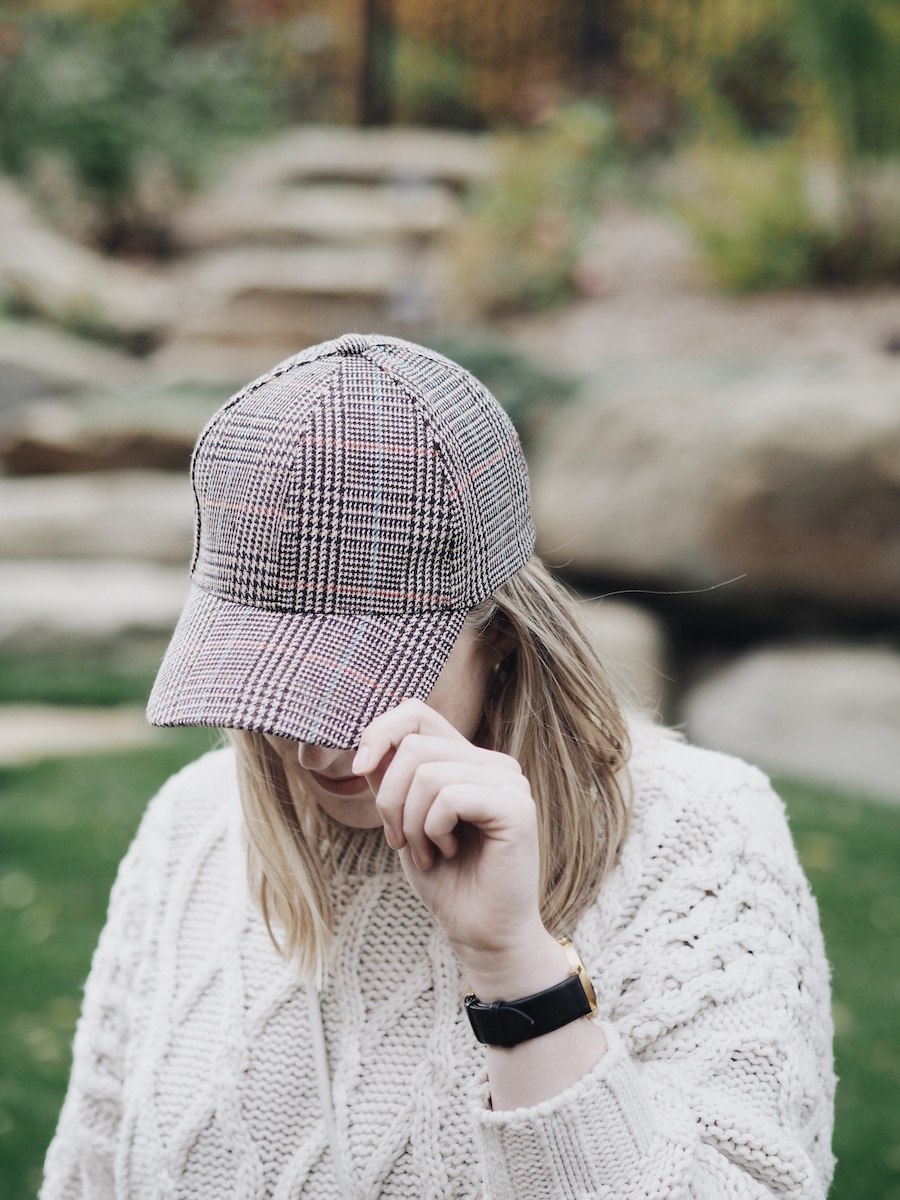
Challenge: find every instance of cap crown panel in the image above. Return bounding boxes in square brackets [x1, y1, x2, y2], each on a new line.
[190, 359, 457, 616]
[365, 342, 535, 603]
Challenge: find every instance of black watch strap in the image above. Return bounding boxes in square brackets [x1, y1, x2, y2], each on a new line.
[464, 973, 592, 1049]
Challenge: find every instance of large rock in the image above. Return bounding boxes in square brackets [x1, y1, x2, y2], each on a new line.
[683, 643, 900, 803]
[531, 360, 900, 617]
[0, 472, 193, 561]
[0, 182, 177, 348]
[577, 598, 670, 717]
[0, 560, 188, 651]
[176, 181, 461, 251]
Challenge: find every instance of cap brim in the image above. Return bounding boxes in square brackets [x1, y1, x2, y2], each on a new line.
[147, 582, 468, 749]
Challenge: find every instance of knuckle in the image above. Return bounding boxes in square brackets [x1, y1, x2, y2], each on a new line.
[487, 749, 522, 774]
[424, 789, 453, 831]
[374, 794, 397, 819]
[517, 775, 534, 800]
[411, 761, 441, 793]
[393, 737, 421, 769]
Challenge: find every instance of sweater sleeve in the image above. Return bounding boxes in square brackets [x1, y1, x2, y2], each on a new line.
[472, 748, 835, 1200]
[39, 765, 180, 1199]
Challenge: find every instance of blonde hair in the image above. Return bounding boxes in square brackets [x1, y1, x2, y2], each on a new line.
[232, 556, 631, 980]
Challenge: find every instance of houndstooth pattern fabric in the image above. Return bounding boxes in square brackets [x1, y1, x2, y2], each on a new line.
[41, 729, 835, 1199]
[147, 334, 535, 747]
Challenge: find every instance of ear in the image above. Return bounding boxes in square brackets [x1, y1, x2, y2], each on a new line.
[485, 625, 517, 663]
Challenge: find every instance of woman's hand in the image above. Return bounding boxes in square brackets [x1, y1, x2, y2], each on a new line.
[354, 698, 607, 1108]
[352, 699, 562, 993]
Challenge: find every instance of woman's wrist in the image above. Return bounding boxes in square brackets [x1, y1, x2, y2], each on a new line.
[457, 928, 571, 1004]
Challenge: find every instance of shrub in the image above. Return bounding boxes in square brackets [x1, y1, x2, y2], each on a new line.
[673, 142, 819, 291]
[449, 101, 620, 315]
[620, 0, 900, 158]
[673, 142, 900, 291]
[0, 3, 285, 253]
[388, 33, 482, 128]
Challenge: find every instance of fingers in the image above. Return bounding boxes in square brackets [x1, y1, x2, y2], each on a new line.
[375, 737, 494, 853]
[351, 699, 466, 778]
[389, 758, 532, 871]
[372, 732, 519, 845]
[351, 698, 527, 867]
[398, 763, 497, 868]
[414, 774, 534, 870]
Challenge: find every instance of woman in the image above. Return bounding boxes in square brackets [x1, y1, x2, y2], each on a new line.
[42, 334, 835, 1198]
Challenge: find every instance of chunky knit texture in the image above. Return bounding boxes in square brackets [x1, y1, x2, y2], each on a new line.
[42, 729, 835, 1199]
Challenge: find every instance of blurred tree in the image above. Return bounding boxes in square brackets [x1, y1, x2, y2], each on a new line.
[795, 0, 900, 156]
[450, 100, 621, 313]
[620, 0, 900, 158]
[359, 0, 392, 123]
[0, 1, 285, 252]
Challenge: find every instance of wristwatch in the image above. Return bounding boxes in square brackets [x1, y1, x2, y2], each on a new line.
[464, 938, 599, 1049]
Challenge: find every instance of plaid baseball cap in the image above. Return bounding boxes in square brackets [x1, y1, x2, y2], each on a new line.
[147, 333, 535, 748]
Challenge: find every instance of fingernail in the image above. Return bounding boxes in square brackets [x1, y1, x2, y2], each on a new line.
[384, 825, 400, 850]
[353, 746, 371, 774]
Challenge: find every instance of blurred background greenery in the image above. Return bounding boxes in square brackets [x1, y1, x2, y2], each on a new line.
[0, 0, 899, 1196]
[1, 0, 899, 293]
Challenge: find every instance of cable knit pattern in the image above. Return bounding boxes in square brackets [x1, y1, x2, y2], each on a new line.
[41, 729, 835, 1199]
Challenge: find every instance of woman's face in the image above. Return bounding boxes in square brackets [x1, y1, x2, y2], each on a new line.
[263, 622, 496, 829]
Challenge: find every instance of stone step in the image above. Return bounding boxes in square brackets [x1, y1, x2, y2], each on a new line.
[185, 243, 411, 302]
[161, 244, 442, 365]
[0, 472, 193, 562]
[0, 322, 139, 419]
[177, 181, 461, 251]
[168, 290, 391, 347]
[0, 381, 222, 474]
[209, 125, 495, 193]
[0, 560, 188, 651]
[2, 412, 198, 475]
[0, 704, 162, 765]
[149, 339, 311, 387]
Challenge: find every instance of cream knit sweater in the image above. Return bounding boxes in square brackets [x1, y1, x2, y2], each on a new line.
[42, 729, 835, 1199]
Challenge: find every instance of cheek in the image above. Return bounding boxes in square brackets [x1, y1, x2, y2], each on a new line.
[263, 733, 296, 764]
[426, 656, 493, 741]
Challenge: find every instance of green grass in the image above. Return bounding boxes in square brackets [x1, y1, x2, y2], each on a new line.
[779, 778, 900, 1200]
[0, 730, 216, 1198]
[0, 645, 165, 708]
[0, 748, 896, 1197]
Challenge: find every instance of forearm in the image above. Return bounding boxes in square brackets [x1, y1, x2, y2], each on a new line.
[464, 930, 607, 1111]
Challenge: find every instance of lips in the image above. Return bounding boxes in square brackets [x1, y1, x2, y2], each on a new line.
[308, 770, 371, 797]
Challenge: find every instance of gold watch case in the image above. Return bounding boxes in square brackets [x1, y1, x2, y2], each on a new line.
[559, 937, 599, 1018]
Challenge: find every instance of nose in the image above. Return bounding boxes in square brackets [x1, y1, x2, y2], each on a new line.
[297, 742, 345, 772]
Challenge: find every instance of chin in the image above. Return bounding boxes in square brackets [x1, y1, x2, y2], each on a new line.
[314, 794, 383, 831]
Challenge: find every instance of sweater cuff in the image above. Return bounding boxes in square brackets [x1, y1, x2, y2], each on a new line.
[472, 1023, 689, 1199]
